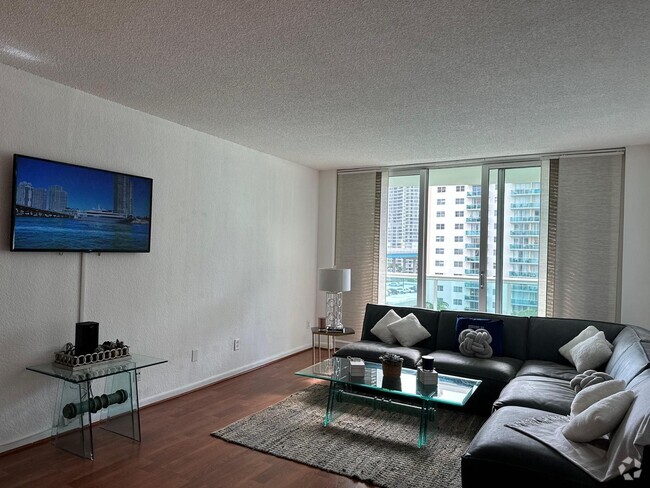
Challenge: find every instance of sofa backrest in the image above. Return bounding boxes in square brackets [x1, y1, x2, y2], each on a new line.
[527, 317, 624, 364]
[361, 303, 439, 350]
[436, 310, 529, 360]
[605, 325, 650, 384]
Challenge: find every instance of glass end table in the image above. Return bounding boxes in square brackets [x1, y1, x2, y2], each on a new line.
[27, 353, 167, 460]
[310, 327, 355, 364]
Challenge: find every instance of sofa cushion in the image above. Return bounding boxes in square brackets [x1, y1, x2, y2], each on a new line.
[334, 340, 429, 369]
[369, 309, 401, 344]
[605, 370, 650, 481]
[516, 360, 577, 381]
[563, 390, 636, 443]
[437, 310, 528, 360]
[570, 379, 625, 416]
[605, 326, 650, 384]
[387, 313, 431, 347]
[493, 376, 575, 415]
[430, 350, 521, 383]
[462, 406, 605, 488]
[360, 304, 439, 350]
[569, 331, 613, 373]
[558, 325, 600, 364]
[527, 317, 623, 364]
[455, 316, 504, 356]
[570, 370, 614, 392]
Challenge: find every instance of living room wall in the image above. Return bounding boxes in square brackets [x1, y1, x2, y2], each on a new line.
[317, 146, 650, 330]
[0, 63, 318, 451]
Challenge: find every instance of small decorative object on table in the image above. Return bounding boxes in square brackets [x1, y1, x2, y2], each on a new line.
[417, 354, 438, 385]
[54, 339, 130, 371]
[348, 356, 365, 376]
[379, 352, 403, 377]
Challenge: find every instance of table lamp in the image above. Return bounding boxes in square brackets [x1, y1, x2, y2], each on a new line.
[318, 268, 351, 330]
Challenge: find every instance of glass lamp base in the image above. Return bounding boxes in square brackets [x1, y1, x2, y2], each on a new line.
[325, 292, 344, 330]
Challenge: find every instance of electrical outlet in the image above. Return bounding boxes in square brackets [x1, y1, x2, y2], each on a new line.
[191, 349, 199, 362]
[306, 320, 311, 329]
[233, 338, 240, 351]
[136, 371, 141, 382]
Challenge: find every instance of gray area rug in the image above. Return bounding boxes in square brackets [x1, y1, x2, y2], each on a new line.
[212, 384, 486, 488]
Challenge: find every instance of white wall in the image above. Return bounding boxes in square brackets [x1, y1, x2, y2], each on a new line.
[0, 63, 318, 451]
[316, 170, 337, 319]
[621, 144, 650, 327]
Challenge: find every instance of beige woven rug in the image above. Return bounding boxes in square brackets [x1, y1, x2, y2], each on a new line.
[212, 384, 485, 488]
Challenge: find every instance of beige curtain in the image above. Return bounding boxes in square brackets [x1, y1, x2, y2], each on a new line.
[547, 154, 623, 321]
[335, 172, 382, 340]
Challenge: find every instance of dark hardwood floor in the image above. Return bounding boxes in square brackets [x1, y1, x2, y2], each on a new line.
[0, 350, 370, 487]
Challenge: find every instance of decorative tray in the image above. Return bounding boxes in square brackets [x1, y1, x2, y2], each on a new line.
[54, 346, 130, 371]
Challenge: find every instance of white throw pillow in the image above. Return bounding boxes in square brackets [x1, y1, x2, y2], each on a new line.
[559, 325, 599, 365]
[563, 390, 636, 442]
[569, 331, 614, 373]
[369, 309, 401, 344]
[387, 313, 431, 347]
[570, 379, 625, 416]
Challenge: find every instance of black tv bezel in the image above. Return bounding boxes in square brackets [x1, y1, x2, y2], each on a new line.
[10, 154, 153, 253]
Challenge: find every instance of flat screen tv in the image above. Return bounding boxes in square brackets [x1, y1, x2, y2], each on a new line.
[11, 154, 153, 252]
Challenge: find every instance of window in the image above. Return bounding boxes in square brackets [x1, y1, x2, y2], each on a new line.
[379, 163, 546, 315]
[453, 299, 462, 306]
[437, 285, 444, 291]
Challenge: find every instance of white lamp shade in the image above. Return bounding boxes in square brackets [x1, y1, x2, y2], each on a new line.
[318, 268, 351, 292]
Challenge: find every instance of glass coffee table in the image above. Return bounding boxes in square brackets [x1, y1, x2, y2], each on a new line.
[296, 357, 481, 447]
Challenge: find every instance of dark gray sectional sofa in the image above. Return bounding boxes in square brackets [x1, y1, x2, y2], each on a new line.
[334, 303, 650, 487]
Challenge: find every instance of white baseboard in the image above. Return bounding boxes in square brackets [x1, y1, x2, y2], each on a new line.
[0, 343, 310, 455]
[140, 343, 310, 407]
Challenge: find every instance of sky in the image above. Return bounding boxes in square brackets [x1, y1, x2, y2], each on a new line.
[15, 156, 152, 216]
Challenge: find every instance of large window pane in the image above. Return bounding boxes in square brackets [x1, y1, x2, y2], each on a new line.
[385, 174, 420, 307]
[426, 167, 482, 311]
[488, 167, 542, 316]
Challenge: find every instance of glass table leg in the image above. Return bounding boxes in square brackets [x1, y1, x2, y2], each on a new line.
[101, 370, 141, 442]
[324, 382, 343, 426]
[418, 401, 433, 448]
[53, 380, 94, 460]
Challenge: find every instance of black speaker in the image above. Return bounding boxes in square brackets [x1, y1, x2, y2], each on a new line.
[75, 321, 99, 355]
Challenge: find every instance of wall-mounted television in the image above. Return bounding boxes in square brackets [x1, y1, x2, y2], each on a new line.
[11, 154, 153, 252]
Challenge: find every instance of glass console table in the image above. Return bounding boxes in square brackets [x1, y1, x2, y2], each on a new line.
[27, 353, 167, 460]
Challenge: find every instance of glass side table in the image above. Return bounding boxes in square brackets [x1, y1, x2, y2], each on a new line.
[311, 327, 355, 364]
[27, 353, 167, 460]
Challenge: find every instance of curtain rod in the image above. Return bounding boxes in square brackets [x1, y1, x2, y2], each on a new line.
[337, 147, 625, 174]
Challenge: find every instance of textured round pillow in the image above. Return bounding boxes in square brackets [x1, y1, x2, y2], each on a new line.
[569, 369, 613, 392]
[459, 328, 493, 359]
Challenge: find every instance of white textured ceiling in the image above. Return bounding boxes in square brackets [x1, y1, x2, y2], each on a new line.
[1, 1, 649, 170]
